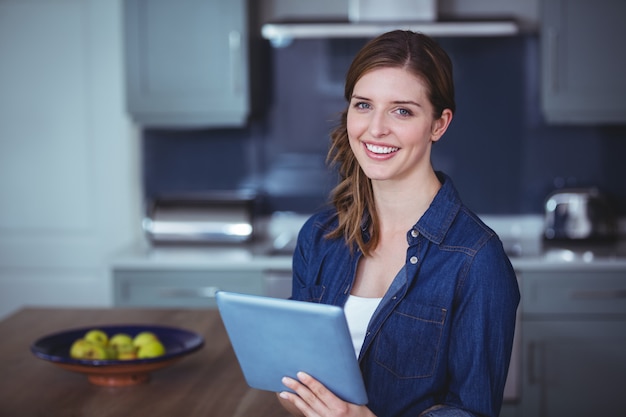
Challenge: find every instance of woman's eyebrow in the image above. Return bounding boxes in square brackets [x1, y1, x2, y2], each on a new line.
[351, 95, 421, 107]
[392, 100, 421, 107]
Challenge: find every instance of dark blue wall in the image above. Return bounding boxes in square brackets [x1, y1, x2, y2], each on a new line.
[143, 35, 626, 215]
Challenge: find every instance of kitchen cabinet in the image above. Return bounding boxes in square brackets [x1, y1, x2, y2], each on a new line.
[113, 269, 264, 308]
[124, 0, 250, 127]
[540, 0, 626, 124]
[520, 270, 626, 416]
[113, 264, 292, 307]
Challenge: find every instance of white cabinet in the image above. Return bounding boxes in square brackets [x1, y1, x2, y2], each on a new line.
[124, 0, 250, 127]
[113, 270, 265, 308]
[113, 266, 292, 307]
[541, 0, 626, 124]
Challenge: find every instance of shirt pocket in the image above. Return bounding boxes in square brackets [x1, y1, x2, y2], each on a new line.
[373, 304, 447, 379]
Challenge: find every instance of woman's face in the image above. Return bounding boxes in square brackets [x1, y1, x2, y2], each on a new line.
[347, 67, 451, 186]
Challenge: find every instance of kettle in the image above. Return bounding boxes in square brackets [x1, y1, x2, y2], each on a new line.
[544, 188, 617, 241]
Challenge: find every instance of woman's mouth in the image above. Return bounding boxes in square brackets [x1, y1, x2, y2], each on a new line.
[365, 143, 399, 155]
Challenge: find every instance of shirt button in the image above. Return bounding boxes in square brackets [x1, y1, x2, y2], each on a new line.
[410, 256, 418, 264]
[411, 229, 419, 238]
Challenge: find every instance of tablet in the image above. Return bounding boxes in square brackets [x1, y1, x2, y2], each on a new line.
[216, 291, 368, 405]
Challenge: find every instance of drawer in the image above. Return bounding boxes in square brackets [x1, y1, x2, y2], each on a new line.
[522, 271, 626, 316]
[113, 270, 264, 308]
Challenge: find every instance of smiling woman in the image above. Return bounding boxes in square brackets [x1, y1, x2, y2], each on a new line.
[277, 30, 520, 417]
[346, 67, 452, 189]
[328, 31, 456, 256]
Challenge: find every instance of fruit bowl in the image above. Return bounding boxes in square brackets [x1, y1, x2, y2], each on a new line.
[31, 324, 204, 386]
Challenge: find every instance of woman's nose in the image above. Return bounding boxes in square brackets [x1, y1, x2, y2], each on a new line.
[369, 111, 389, 137]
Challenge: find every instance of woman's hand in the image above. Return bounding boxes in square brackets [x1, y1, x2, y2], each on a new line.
[278, 372, 376, 417]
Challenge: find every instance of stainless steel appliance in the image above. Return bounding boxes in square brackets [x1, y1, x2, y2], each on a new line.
[143, 192, 257, 245]
[543, 188, 617, 241]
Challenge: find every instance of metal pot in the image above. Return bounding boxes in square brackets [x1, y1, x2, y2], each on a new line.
[544, 188, 617, 241]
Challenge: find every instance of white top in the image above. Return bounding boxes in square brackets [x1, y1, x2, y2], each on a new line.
[344, 294, 383, 358]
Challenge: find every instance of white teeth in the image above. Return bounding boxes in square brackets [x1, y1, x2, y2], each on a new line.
[366, 143, 399, 154]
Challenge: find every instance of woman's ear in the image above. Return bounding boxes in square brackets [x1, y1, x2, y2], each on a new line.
[431, 109, 453, 143]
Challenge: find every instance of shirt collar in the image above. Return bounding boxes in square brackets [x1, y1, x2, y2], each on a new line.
[414, 171, 462, 245]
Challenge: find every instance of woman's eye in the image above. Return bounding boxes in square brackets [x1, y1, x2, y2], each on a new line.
[396, 108, 412, 117]
[353, 101, 370, 110]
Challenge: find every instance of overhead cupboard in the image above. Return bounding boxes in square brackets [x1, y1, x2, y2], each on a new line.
[121, 0, 625, 127]
[123, 0, 250, 128]
[540, 0, 626, 124]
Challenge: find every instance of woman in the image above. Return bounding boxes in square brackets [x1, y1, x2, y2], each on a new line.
[277, 30, 520, 417]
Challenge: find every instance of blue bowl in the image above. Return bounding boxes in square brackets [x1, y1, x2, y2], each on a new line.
[31, 324, 204, 385]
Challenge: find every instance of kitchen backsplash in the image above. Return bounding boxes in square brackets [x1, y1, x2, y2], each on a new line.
[143, 34, 626, 216]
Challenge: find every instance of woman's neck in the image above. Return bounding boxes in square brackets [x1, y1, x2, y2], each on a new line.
[372, 169, 441, 233]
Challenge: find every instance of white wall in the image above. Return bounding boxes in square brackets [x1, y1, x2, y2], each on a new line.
[0, 0, 141, 319]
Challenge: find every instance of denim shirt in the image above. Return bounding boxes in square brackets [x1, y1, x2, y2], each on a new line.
[291, 172, 520, 417]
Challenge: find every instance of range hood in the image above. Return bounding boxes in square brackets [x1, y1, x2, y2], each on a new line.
[260, 0, 521, 46]
[262, 19, 519, 46]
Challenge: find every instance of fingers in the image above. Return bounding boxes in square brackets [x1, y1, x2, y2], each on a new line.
[277, 391, 307, 417]
[289, 372, 330, 404]
[279, 377, 317, 417]
[281, 373, 321, 404]
[295, 372, 329, 404]
[280, 373, 374, 417]
[280, 372, 327, 416]
[281, 372, 351, 417]
[279, 390, 313, 416]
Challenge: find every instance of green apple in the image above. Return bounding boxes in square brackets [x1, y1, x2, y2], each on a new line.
[69, 339, 109, 360]
[109, 333, 133, 350]
[116, 343, 138, 360]
[70, 338, 91, 358]
[84, 329, 108, 346]
[137, 340, 166, 359]
[133, 331, 159, 348]
[105, 345, 117, 359]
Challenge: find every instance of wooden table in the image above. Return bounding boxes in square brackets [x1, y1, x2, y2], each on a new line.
[0, 307, 291, 417]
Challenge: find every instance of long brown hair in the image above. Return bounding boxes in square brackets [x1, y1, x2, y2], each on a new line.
[325, 30, 456, 256]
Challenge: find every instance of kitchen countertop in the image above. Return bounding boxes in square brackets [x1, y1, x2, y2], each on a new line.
[111, 214, 626, 272]
[111, 242, 294, 270]
[110, 240, 626, 272]
[0, 307, 291, 417]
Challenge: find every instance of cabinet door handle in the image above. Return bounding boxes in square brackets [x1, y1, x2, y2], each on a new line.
[546, 28, 559, 94]
[570, 289, 626, 300]
[527, 342, 543, 384]
[229, 30, 242, 94]
[157, 286, 220, 299]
